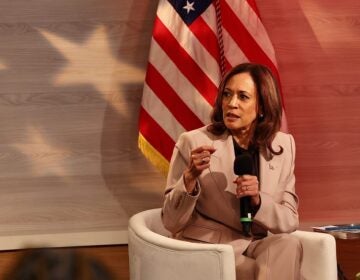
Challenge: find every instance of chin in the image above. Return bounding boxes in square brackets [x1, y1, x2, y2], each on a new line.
[224, 122, 240, 131]
[226, 123, 252, 133]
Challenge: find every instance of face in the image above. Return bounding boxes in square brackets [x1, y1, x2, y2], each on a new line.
[222, 72, 258, 137]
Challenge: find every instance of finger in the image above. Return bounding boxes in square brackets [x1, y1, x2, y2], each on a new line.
[206, 146, 216, 154]
[236, 188, 259, 198]
[200, 156, 212, 165]
[188, 159, 209, 175]
[240, 177, 258, 186]
[191, 146, 216, 154]
[233, 176, 245, 184]
[236, 188, 247, 198]
[241, 175, 258, 181]
[237, 182, 258, 193]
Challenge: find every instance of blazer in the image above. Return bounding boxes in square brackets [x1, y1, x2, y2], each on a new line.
[162, 126, 299, 254]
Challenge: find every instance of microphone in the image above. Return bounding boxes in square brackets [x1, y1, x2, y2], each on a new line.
[233, 153, 254, 236]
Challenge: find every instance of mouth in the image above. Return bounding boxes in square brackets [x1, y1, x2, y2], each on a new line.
[225, 112, 240, 120]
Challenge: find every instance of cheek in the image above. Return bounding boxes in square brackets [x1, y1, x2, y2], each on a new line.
[246, 106, 258, 121]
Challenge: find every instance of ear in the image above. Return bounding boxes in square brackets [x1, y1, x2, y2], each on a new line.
[258, 106, 264, 119]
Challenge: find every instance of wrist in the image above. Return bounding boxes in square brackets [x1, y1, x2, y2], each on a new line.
[251, 195, 261, 207]
[183, 170, 197, 193]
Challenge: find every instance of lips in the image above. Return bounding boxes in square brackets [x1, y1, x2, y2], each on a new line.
[225, 112, 240, 119]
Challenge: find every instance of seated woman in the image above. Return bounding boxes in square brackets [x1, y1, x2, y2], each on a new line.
[162, 63, 303, 279]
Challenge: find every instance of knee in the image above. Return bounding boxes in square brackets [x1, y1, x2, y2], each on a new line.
[277, 234, 303, 253]
[235, 255, 256, 280]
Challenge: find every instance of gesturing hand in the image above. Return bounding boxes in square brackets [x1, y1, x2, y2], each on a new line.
[183, 145, 216, 193]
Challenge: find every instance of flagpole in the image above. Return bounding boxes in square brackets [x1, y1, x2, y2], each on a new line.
[215, 0, 226, 78]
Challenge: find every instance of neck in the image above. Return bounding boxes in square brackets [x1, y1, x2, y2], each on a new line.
[233, 130, 251, 149]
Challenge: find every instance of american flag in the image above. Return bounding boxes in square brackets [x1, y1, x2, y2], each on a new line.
[138, 0, 285, 174]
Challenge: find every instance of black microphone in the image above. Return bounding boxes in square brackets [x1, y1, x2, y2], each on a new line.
[233, 153, 254, 236]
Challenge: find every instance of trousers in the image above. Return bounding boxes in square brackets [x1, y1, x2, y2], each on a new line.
[234, 233, 303, 280]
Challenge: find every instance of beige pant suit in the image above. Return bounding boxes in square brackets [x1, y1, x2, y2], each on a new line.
[162, 126, 303, 280]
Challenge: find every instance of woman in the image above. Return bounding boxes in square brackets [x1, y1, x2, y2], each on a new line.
[162, 63, 302, 279]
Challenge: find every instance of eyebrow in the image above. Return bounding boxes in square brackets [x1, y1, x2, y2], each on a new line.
[224, 88, 252, 96]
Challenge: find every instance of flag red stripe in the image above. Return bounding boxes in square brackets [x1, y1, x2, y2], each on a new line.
[139, 107, 175, 161]
[189, 16, 232, 74]
[153, 16, 218, 105]
[222, 1, 286, 105]
[221, 1, 280, 82]
[188, 17, 219, 65]
[245, 0, 261, 19]
[146, 63, 204, 131]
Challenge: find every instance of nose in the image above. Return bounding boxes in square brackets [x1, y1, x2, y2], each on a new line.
[228, 94, 238, 108]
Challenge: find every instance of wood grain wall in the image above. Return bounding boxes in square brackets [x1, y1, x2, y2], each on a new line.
[257, 0, 360, 224]
[0, 0, 165, 248]
[0, 0, 359, 249]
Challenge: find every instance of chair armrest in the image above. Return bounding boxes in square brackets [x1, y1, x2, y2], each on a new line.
[292, 230, 337, 280]
[128, 209, 236, 280]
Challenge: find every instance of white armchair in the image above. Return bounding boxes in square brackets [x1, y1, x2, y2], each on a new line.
[128, 208, 337, 280]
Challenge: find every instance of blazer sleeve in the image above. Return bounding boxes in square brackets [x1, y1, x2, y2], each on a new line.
[161, 132, 201, 234]
[253, 134, 299, 234]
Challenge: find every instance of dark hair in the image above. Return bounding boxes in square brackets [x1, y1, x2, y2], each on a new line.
[208, 63, 283, 155]
[4, 248, 114, 280]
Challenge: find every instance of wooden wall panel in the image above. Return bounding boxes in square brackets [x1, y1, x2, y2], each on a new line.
[257, 0, 360, 223]
[0, 0, 165, 249]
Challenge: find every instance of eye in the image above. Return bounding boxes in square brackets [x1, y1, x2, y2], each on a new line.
[239, 94, 249, 100]
[222, 91, 232, 98]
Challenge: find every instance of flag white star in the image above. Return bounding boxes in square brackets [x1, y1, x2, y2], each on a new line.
[183, 1, 195, 14]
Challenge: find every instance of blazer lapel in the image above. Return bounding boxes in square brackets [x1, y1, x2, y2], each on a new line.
[209, 133, 283, 195]
[259, 151, 283, 194]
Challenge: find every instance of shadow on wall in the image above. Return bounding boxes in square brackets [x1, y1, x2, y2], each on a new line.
[100, 0, 166, 217]
[0, 0, 165, 236]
